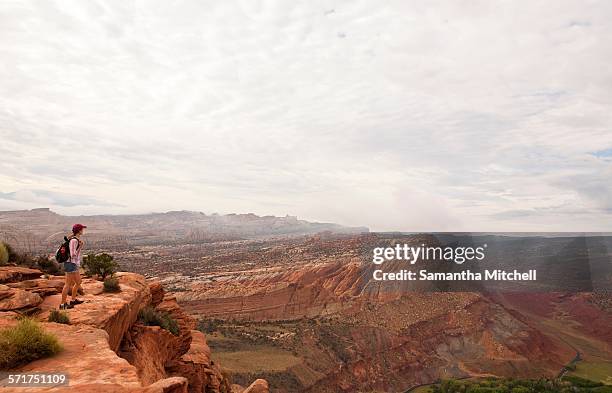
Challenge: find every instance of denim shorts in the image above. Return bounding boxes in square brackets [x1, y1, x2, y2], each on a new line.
[64, 262, 79, 273]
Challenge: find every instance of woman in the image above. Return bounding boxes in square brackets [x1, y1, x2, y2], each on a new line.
[59, 223, 87, 310]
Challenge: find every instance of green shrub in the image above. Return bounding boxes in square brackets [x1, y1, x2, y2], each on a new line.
[0, 318, 63, 369]
[47, 310, 70, 325]
[83, 253, 118, 280]
[103, 276, 121, 293]
[3, 243, 17, 262]
[138, 306, 179, 336]
[432, 377, 608, 393]
[563, 375, 603, 388]
[0, 243, 36, 267]
[0, 243, 8, 266]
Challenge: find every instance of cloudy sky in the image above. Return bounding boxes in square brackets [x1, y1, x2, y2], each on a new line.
[1, 0, 611, 231]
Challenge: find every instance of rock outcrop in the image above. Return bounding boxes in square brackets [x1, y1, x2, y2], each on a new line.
[52, 272, 153, 352]
[149, 280, 165, 306]
[156, 294, 196, 358]
[120, 285, 233, 393]
[0, 266, 268, 393]
[0, 318, 142, 390]
[167, 330, 230, 393]
[0, 266, 43, 283]
[7, 277, 64, 297]
[0, 284, 42, 313]
[243, 379, 270, 393]
[120, 325, 180, 385]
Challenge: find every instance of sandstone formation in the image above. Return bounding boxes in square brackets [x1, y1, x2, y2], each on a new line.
[0, 266, 268, 393]
[243, 379, 270, 393]
[149, 280, 165, 306]
[119, 286, 233, 393]
[0, 284, 42, 313]
[166, 330, 230, 393]
[7, 277, 65, 296]
[169, 234, 612, 392]
[0, 266, 43, 283]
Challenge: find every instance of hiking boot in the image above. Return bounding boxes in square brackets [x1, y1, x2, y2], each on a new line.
[59, 303, 74, 310]
[70, 299, 84, 306]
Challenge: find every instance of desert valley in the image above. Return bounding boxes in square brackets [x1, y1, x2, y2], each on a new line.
[0, 208, 611, 392]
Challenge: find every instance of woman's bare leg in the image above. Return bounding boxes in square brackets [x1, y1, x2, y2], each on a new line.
[61, 274, 74, 305]
[71, 273, 81, 299]
[72, 271, 81, 300]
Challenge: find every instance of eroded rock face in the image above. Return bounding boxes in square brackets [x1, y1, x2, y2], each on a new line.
[141, 376, 189, 393]
[242, 379, 269, 393]
[0, 284, 43, 312]
[0, 269, 266, 393]
[0, 266, 42, 284]
[120, 325, 179, 385]
[62, 272, 152, 352]
[172, 233, 597, 392]
[7, 278, 64, 297]
[120, 294, 233, 393]
[149, 281, 165, 307]
[167, 330, 231, 393]
[156, 295, 195, 357]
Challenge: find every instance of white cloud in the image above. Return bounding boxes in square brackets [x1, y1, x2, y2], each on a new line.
[1, 0, 611, 231]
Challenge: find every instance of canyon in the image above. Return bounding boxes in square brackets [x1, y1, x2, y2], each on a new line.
[114, 232, 610, 392]
[1, 209, 611, 392]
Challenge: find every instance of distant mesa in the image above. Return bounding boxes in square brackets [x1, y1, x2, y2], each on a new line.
[0, 208, 368, 253]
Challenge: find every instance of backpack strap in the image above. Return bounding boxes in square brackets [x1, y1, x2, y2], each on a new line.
[68, 236, 82, 251]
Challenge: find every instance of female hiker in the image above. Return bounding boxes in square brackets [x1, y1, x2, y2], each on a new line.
[60, 223, 87, 310]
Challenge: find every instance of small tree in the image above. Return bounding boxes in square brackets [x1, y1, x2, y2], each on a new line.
[83, 253, 118, 280]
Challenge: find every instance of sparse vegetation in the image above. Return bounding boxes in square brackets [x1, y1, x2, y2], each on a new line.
[317, 324, 352, 363]
[0, 318, 63, 369]
[83, 253, 118, 280]
[48, 310, 70, 325]
[565, 362, 577, 371]
[36, 256, 60, 275]
[138, 306, 179, 336]
[0, 243, 8, 265]
[563, 375, 608, 388]
[0, 243, 50, 269]
[569, 361, 612, 385]
[428, 377, 611, 393]
[202, 317, 354, 392]
[103, 276, 121, 292]
[198, 318, 224, 334]
[2, 243, 17, 263]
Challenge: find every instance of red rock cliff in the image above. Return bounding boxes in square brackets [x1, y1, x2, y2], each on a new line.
[0, 266, 268, 393]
